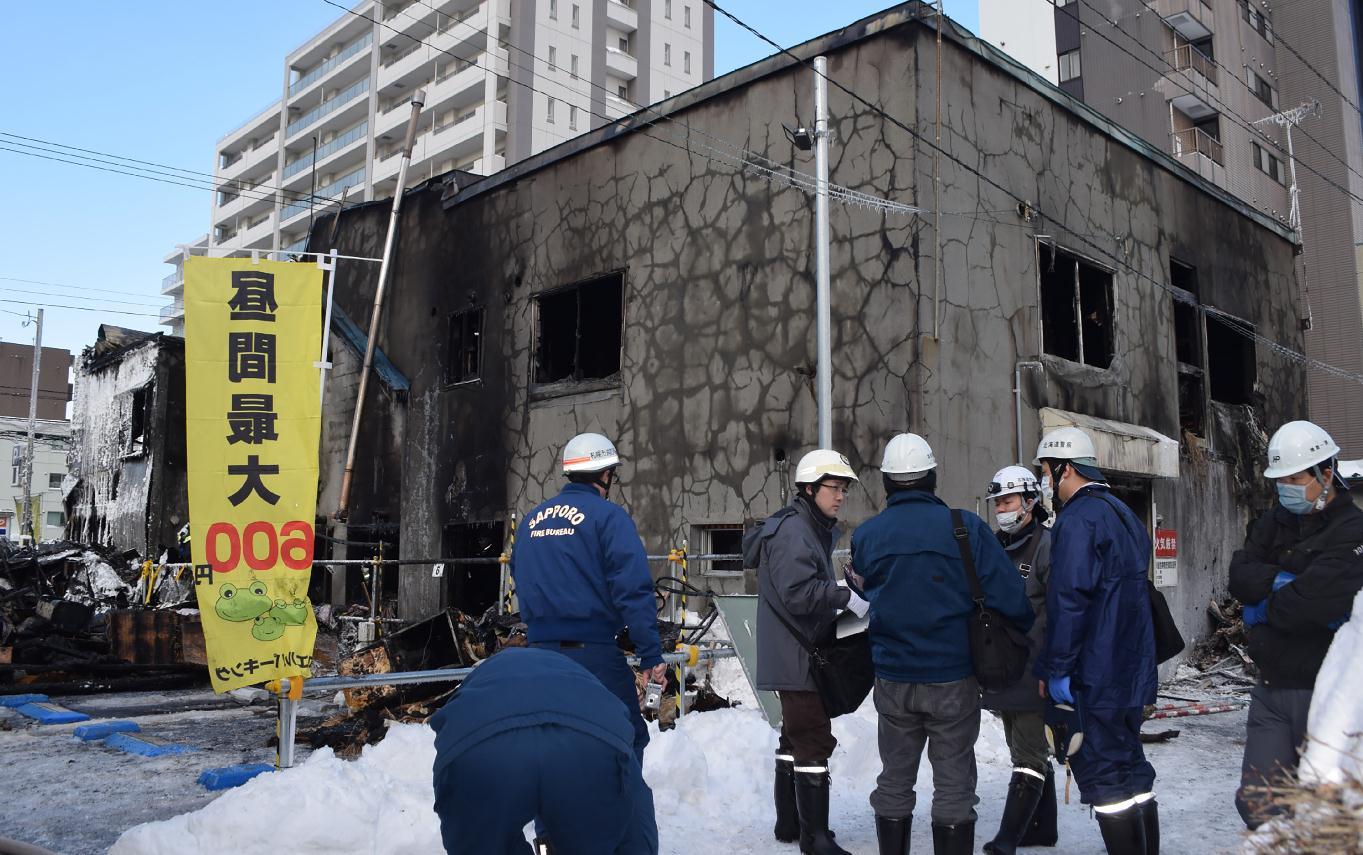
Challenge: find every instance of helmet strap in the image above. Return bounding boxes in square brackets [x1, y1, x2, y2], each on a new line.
[1311, 465, 1330, 511]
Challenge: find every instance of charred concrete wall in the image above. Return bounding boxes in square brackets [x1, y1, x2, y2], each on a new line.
[319, 5, 1305, 657]
[67, 336, 188, 557]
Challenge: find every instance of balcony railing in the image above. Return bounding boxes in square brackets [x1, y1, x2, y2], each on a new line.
[289, 32, 373, 97]
[162, 271, 182, 290]
[160, 301, 185, 322]
[287, 78, 370, 138]
[283, 237, 310, 254]
[283, 121, 368, 179]
[1172, 126, 1224, 165]
[281, 166, 366, 221]
[1167, 42, 1218, 84]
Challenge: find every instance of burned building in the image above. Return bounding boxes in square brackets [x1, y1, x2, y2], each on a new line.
[67, 326, 188, 558]
[314, 3, 1306, 660]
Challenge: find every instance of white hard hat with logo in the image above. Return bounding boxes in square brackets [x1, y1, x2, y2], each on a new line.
[881, 433, 937, 478]
[562, 432, 621, 474]
[794, 449, 859, 485]
[988, 465, 1040, 499]
[1033, 426, 1099, 464]
[1263, 420, 1340, 479]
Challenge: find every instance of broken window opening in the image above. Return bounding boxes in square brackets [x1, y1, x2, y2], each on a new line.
[446, 307, 484, 385]
[534, 272, 623, 386]
[1040, 244, 1114, 368]
[122, 385, 152, 458]
[1170, 259, 1206, 437]
[1206, 314, 1256, 405]
[695, 524, 744, 575]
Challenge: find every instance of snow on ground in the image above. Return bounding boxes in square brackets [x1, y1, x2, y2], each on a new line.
[1301, 588, 1363, 785]
[104, 678, 1252, 855]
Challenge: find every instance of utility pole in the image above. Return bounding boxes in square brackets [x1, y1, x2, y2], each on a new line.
[20, 308, 43, 543]
[813, 55, 832, 449]
[1255, 100, 1321, 328]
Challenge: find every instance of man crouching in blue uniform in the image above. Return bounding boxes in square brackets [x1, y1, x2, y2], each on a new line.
[510, 432, 667, 768]
[1034, 427, 1158, 855]
[431, 646, 659, 855]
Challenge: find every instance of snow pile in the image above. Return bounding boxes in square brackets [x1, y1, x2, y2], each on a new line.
[110, 724, 443, 855]
[1301, 588, 1363, 785]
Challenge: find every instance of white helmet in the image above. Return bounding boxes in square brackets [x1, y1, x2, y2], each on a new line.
[988, 465, 1040, 499]
[794, 449, 859, 485]
[562, 432, 620, 474]
[1263, 420, 1340, 479]
[881, 433, 937, 478]
[1034, 426, 1099, 465]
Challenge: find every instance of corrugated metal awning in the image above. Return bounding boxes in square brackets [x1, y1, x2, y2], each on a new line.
[1040, 408, 1180, 479]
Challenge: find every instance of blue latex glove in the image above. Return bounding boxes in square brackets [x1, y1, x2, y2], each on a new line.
[1272, 571, 1296, 592]
[1047, 675, 1073, 704]
[1242, 600, 1268, 626]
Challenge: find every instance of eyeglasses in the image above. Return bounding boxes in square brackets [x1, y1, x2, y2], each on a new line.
[818, 483, 852, 496]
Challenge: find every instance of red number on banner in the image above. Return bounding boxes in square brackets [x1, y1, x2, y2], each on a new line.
[280, 521, 315, 570]
[204, 521, 313, 573]
[206, 522, 241, 573]
[243, 521, 280, 571]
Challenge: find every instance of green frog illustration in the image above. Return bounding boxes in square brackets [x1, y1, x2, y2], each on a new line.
[214, 581, 273, 623]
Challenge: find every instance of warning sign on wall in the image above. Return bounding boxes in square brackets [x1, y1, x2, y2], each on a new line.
[1153, 528, 1178, 588]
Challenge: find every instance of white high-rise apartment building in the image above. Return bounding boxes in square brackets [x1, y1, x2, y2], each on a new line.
[191, 0, 712, 273]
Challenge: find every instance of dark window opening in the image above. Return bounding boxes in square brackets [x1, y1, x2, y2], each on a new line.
[441, 521, 504, 614]
[1170, 259, 1205, 436]
[1191, 36, 1215, 61]
[1040, 244, 1114, 368]
[1040, 246, 1079, 362]
[1207, 314, 1256, 404]
[446, 307, 483, 384]
[1107, 477, 1153, 535]
[1193, 114, 1221, 142]
[699, 525, 744, 575]
[534, 272, 623, 384]
[1178, 369, 1207, 436]
[123, 385, 151, 458]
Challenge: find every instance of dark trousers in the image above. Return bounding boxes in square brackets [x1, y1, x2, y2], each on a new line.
[778, 690, 837, 765]
[433, 723, 658, 855]
[1001, 710, 1050, 774]
[531, 641, 649, 764]
[1236, 684, 1312, 829]
[1069, 706, 1156, 807]
[870, 677, 981, 824]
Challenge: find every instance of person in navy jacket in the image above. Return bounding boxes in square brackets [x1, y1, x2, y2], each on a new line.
[431, 646, 658, 855]
[853, 434, 1032, 855]
[510, 432, 666, 767]
[1034, 427, 1157, 855]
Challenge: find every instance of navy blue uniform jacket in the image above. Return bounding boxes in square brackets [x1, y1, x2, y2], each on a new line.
[511, 483, 663, 669]
[431, 646, 637, 777]
[852, 491, 1033, 684]
[1036, 483, 1157, 710]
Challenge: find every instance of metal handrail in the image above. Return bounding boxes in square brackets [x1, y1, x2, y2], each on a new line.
[286, 78, 370, 139]
[1167, 42, 1218, 85]
[289, 32, 373, 97]
[1172, 126, 1224, 165]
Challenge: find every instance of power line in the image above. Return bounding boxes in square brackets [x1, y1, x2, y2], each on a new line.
[0, 287, 163, 309]
[326, 0, 925, 218]
[701, 0, 1363, 388]
[0, 298, 162, 318]
[1054, 0, 1363, 206]
[0, 275, 168, 301]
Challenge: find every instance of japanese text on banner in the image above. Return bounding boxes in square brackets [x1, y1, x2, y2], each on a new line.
[184, 257, 321, 693]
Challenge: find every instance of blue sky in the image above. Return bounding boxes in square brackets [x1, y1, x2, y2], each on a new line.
[0, 1, 979, 356]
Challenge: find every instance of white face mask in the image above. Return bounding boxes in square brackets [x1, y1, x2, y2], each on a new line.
[996, 509, 1025, 533]
[1039, 474, 1054, 503]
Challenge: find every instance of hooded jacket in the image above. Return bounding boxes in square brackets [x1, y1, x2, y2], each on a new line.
[747, 497, 851, 692]
[1228, 490, 1363, 689]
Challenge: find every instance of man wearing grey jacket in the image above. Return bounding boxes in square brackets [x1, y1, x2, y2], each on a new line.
[747, 449, 869, 855]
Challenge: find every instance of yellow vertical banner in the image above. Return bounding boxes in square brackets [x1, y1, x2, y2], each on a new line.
[184, 257, 322, 693]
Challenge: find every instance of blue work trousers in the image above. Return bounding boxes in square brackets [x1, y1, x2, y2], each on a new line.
[1069, 706, 1156, 806]
[433, 723, 658, 855]
[530, 641, 649, 763]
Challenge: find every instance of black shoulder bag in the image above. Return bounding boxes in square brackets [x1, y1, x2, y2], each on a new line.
[951, 509, 1032, 692]
[1092, 493, 1186, 664]
[768, 602, 874, 718]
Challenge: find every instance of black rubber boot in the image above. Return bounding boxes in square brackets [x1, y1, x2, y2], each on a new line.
[1140, 799, 1159, 855]
[774, 756, 800, 843]
[875, 815, 911, 855]
[531, 837, 553, 855]
[983, 770, 1046, 854]
[1018, 764, 1058, 846]
[793, 770, 852, 855]
[931, 820, 974, 855]
[1096, 804, 1147, 855]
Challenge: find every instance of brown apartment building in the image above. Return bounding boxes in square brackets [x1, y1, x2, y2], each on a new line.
[982, 0, 1363, 451]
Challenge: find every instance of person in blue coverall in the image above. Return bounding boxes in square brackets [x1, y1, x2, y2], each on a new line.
[1033, 426, 1158, 855]
[853, 434, 1033, 855]
[431, 646, 658, 855]
[510, 431, 667, 770]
